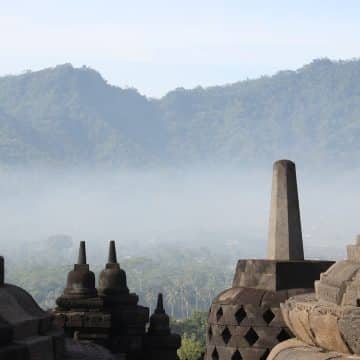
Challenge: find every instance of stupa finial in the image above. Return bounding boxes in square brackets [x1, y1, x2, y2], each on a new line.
[108, 240, 117, 264]
[155, 293, 165, 314]
[77, 241, 87, 265]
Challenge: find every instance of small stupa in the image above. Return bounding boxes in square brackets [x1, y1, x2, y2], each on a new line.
[54, 240, 184, 359]
[144, 293, 181, 359]
[54, 241, 107, 343]
[57, 241, 99, 306]
[96, 240, 149, 356]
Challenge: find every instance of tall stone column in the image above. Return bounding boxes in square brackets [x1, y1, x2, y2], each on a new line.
[267, 159, 304, 260]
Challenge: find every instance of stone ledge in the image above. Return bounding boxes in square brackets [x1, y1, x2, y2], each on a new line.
[232, 259, 333, 291]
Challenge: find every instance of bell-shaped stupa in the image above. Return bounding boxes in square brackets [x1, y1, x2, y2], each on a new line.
[204, 160, 333, 360]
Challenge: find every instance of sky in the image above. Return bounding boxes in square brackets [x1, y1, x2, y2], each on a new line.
[0, 0, 360, 97]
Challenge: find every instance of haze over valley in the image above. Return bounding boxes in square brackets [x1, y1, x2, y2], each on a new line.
[1, 58, 360, 318]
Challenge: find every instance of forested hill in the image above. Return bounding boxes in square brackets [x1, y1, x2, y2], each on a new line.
[0, 59, 360, 168]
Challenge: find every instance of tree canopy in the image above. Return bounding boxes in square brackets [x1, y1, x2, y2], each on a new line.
[0, 59, 360, 168]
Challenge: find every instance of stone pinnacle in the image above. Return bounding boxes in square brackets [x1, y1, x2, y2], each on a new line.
[77, 241, 87, 265]
[155, 293, 165, 314]
[267, 160, 304, 261]
[108, 240, 117, 264]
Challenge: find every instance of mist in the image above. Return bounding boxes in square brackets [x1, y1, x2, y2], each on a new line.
[0, 164, 358, 267]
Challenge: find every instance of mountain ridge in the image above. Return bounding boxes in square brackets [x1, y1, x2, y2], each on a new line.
[0, 59, 360, 168]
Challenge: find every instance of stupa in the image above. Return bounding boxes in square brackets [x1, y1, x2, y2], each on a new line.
[204, 160, 334, 360]
[144, 293, 181, 359]
[54, 241, 180, 360]
[96, 240, 148, 356]
[0, 255, 65, 360]
[269, 234, 360, 359]
[54, 241, 109, 344]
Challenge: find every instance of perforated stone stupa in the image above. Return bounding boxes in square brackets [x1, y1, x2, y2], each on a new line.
[204, 160, 333, 360]
[269, 235, 360, 359]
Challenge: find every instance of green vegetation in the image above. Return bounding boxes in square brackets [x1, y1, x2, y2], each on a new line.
[0, 59, 360, 167]
[7, 242, 221, 358]
[177, 333, 204, 360]
[7, 242, 233, 319]
[172, 312, 207, 359]
[171, 311, 208, 346]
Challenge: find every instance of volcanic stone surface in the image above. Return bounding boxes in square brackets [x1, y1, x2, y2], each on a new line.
[204, 160, 333, 360]
[267, 160, 304, 261]
[0, 256, 65, 360]
[268, 339, 360, 360]
[205, 283, 312, 360]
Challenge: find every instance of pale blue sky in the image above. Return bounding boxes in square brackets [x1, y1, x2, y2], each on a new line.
[0, 0, 359, 97]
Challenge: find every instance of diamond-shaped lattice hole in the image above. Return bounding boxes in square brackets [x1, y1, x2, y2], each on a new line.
[235, 306, 246, 324]
[221, 327, 231, 344]
[216, 307, 224, 321]
[231, 350, 242, 360]
[262, 308, 275, 324]
[244, 327, 259, 346]
[277, 329, 291, 342]
[208, 326, 213, 339]
[260, 349, 270, 360]
[212, 347, 219, 360]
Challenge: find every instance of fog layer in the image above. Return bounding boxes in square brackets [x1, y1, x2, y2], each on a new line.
[0, 166, 358, 264]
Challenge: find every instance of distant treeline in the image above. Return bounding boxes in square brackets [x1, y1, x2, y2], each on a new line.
[7, 238, 234, 319]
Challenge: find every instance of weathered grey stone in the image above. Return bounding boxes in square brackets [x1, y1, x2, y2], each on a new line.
[267, 338, 313, 360]
[288, 305, 315, 346]
[0, 284, 57, 344]
[315, 281, 344, 305]
[342, 280, 359, 307]
[59, 241, 98, 302]
[232, 260, 277, 290]
[309, 310, 350, 354]
[15, 335, 55, 360]
[267, 160, 304, 261]
[261, 291, 288, 308]
[83, 312, 111, 328]
[315, 259, 360, 305]
[212, 288, 265, 308]
[236, 347, 270, 360]
[64, 339, 117, 360]
[319, 260, 360, 288]
[269, 339, 360, 360]
[0, 256, 65, 360]
[55, 241, 182, 359]
[263, 307, 284, 327]
[232, 259, 333, 291]
[254, 326, 287, 349]
[280, 293, 360, 355]
[339, 310, 360, 354]
[144, 293, 181, 359]
[205, 160, 333, 359]
[241, 305, 268, 327]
